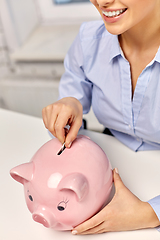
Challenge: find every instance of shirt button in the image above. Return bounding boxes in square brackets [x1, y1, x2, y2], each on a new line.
[128, 125, 132, 130]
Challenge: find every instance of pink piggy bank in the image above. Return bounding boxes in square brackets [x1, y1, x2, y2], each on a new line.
[10, 135, 112, 230]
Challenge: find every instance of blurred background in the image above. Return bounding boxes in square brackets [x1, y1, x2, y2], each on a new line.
[0, 0, 103, 131]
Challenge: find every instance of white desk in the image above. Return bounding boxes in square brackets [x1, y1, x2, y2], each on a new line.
[0, 109, 160, 240]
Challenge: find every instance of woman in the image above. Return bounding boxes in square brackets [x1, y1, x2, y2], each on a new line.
[42, 0, 160, 234]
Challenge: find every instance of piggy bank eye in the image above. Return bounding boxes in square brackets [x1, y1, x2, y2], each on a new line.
[29, 195, 33, 201]
[27, 191, 33, 202]
[57, 200, 68, 211]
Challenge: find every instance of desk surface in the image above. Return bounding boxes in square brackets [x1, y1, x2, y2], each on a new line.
[0, 109, 160, 240]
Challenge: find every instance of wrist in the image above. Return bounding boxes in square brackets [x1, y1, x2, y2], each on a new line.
[142, 202, 160, 228]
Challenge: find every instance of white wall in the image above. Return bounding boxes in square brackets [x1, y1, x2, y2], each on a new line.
[0, 0, 103, 131]
[37, 0, 100, 24]
[0, 0, 100, 53]
[0, 0, 39, 52]
[0, 17, 10, 78]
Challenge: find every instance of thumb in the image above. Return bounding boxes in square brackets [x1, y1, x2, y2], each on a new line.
[113, 168, 125, 192]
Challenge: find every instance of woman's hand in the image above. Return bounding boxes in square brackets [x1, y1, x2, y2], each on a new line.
[72, 169, 160, 235]
[42, 97, 83, 148]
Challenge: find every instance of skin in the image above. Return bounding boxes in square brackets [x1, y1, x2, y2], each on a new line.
[91, 0, 160, 96]
[71, 169, 160, 235]
[42, 97, 83, 147]
[42, 0, 160, 234]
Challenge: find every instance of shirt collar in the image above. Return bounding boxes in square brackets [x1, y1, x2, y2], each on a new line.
[109, 35, 122, 62]
[154, 46, 160, 64]
[109, 34, 160, 64]
[144, 46, 160, 68]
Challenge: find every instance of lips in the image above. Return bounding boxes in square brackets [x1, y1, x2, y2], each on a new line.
[102, 8, 127, 18]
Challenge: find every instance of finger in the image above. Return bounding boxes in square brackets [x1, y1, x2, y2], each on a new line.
[42, 105, 57, 136]
[65, 117, 82, 148]
[54, 112, 73, 144]
[42, 104, 66, 143]
[72, 211, 104, 234]
[42, 107, 48, 128]
[73, 222, 105, 235]
[113, 168, 125, 192]
[47, 110, 59, 138]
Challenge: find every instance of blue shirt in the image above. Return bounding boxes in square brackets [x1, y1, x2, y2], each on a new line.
[58, 20, 160, 220]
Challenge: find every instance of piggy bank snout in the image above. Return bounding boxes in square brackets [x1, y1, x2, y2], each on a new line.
[32, 207, 55, 228]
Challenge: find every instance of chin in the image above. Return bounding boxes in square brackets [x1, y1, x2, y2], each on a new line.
[104, 23, 128, 36]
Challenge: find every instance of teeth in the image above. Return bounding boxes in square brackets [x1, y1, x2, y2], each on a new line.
[103, 9, 125, 18]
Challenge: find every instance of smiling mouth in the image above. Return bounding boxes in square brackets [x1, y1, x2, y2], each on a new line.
[102, 8, 127, 18]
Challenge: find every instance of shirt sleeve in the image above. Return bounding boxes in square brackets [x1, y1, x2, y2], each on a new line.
[58, 23, 93, 114]
[148, 195, 160, 221]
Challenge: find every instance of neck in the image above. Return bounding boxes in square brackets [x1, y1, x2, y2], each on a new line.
[119, 6, 160, 52]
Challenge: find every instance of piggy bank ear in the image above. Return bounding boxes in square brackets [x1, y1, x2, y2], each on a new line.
[10, 162, 34, 184]
[58, 173, 89, 202]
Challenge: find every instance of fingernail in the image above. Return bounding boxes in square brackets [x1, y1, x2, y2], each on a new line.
[72, 230, 78, 235]
[115, 168, 119, 174]
[68, 142, 72, 148]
